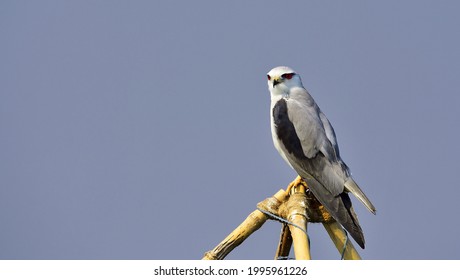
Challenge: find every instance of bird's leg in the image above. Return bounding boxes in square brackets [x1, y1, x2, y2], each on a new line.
[286, 175, 308, 195]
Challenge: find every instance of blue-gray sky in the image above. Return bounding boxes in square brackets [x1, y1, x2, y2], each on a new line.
[1, 1, 459, 259]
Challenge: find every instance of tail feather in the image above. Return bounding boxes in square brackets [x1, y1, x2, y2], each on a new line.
[344, 178, 376, 214]
[303, 176, 366, 249]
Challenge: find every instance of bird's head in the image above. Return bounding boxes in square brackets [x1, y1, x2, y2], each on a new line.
[267, 66, 303, 97]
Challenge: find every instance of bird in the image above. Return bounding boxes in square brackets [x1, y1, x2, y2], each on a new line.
[267, 66, 376, 249]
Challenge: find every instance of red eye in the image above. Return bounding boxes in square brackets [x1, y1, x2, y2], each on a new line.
[282, 73, 294, 80]
[267, 75, 271, 81]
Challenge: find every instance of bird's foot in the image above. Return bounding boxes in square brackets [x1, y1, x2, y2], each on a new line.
[286, 176, 308, 195]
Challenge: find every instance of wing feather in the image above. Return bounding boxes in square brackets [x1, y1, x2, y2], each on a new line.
[284, 91, 346, 196]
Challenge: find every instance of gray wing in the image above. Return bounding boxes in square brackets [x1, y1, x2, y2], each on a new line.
[319, 111, 341, 159]
[293, 94, 376, 214]
[285, 93, 347, 196]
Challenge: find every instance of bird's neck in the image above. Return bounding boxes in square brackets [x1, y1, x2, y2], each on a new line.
[270, 87, 290, 102]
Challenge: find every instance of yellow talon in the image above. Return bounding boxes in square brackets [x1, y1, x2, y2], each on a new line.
[286, 176, 307, 195]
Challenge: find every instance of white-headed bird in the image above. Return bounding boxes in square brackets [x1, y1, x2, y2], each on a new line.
[267, 66, 376, 248]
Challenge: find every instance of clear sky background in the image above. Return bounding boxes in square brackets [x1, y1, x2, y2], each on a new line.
[1, 1, 459, 260]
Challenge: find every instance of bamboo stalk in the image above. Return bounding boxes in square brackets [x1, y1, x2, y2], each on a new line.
[289, 214, 310, 260]
[285, 184, 311, 260]
[202, 189, 288, 260]
[322, 221, 361, 260]
[274, 224, 292, 260]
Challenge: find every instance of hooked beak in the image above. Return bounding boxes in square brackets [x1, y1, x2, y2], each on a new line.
[273, 78, 281, 87]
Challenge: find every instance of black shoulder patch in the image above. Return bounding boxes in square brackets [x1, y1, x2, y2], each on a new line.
[272, 99, 307, 160]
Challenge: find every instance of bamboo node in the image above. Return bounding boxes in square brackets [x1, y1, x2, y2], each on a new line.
[202, 251, 217, 260]
[279, 192, 308, 222]
[256, 197, 280, 216]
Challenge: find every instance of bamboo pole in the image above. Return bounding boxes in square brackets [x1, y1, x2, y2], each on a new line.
[202, 189, 288, 260]
[323, 221, 361, 260]
[289, 214, 310, 260]
[285, 184, 311, 260]
[274, 224, 292, 260]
